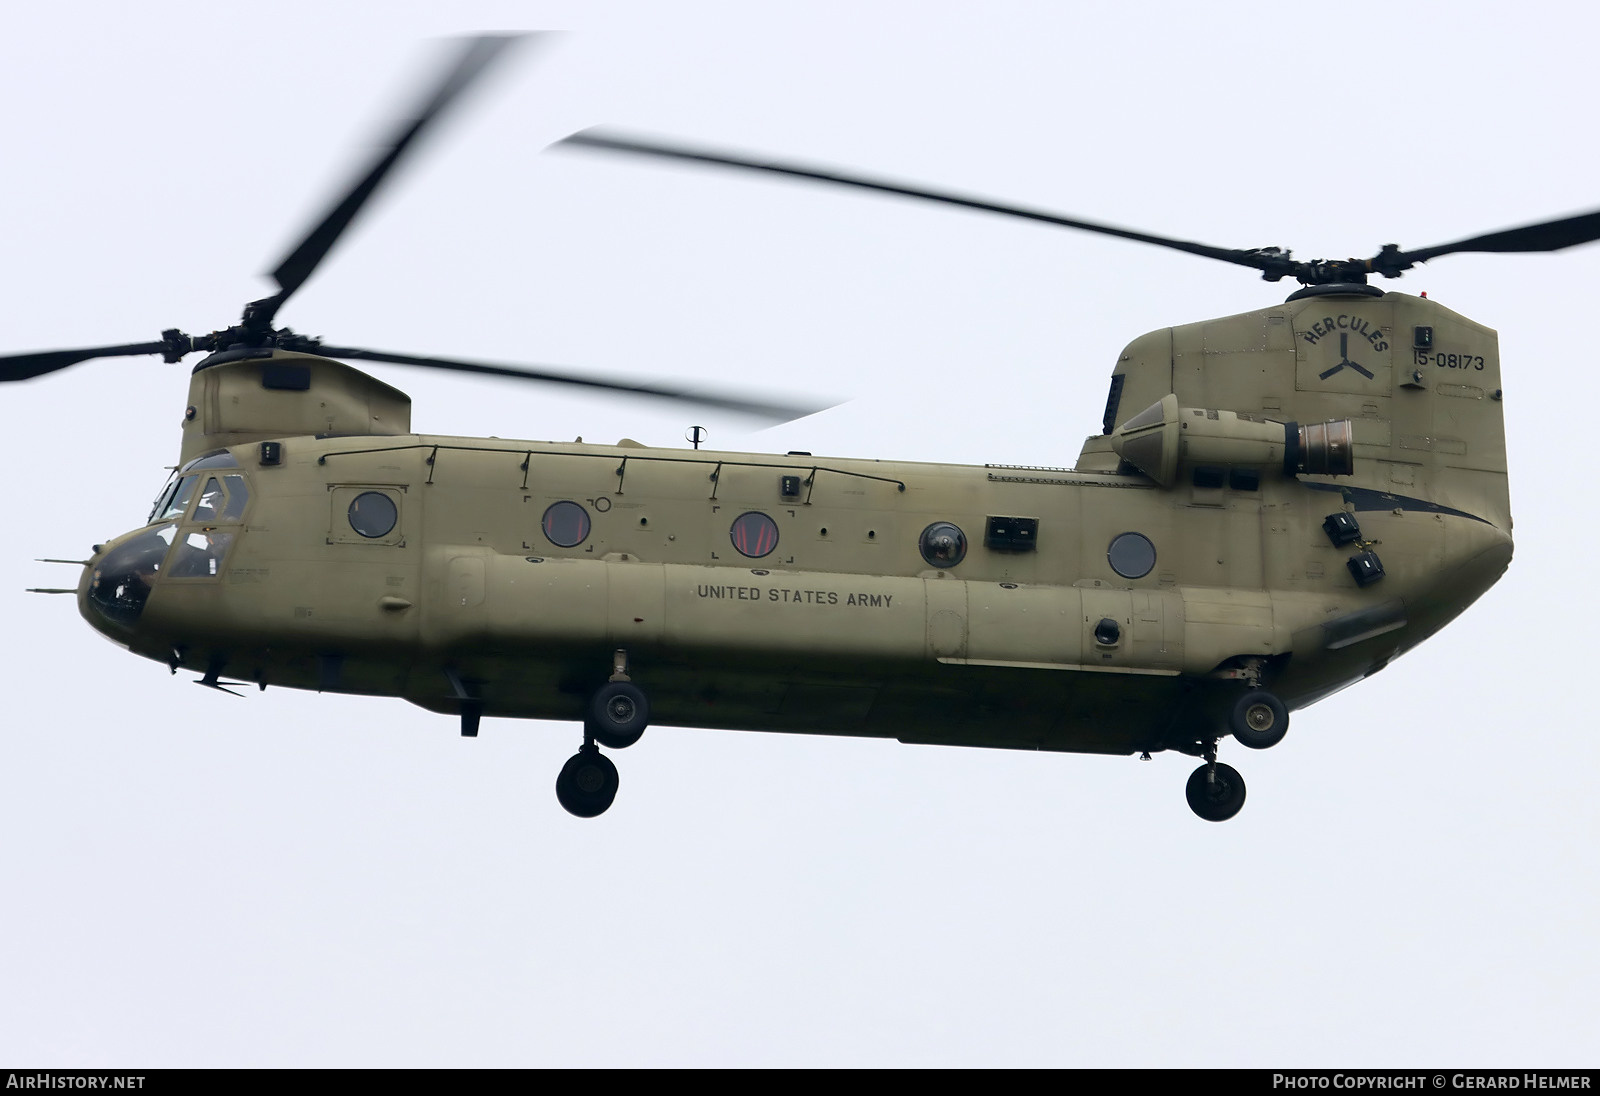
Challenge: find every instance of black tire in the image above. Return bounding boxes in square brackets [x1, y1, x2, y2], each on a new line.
[590, 681, 649, 746]
[588, 717, 643, 751]
[1229, 689, 1288, 750]
[1186, 761, 1246, 822]
[555, 747, 619, 818]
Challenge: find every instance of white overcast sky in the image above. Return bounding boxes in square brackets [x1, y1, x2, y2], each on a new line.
[2, 0, 1597, 1067]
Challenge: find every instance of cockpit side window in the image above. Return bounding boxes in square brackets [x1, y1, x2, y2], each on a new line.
[192, 478, 225, 523]
[168, 531, 235, 579]
[221, 475, 250, 521]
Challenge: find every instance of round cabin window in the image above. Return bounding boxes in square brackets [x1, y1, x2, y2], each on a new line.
[1107, 531, 1156, 579]
[919, 522, 967, 568]
[730, 511, 779, 558]
[348, 492, 398, 539]
[542, 501, 591, 548]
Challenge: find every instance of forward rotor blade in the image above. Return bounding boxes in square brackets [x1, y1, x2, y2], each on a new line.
[1396, 208, 1600, 266]
[558, 128, 1291, 277]
[0, 341, 167, 382]
[263, 34, 529, 320]
[311, 344, 831, 424]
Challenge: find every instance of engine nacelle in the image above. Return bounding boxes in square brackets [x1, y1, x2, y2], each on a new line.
[1111, 394, 1352, 488]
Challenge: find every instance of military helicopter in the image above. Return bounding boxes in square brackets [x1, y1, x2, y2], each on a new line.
[9, 37, 1592, 823]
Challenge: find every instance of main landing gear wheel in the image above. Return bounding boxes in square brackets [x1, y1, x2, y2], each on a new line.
[555, 745, 620, 818]
[1186, 761, 1246, 822]
[1230, 689, 1288, 750]
[589, 680, 649, 749]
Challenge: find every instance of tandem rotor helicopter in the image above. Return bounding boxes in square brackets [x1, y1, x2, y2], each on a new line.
[9, 36, 1595, 821]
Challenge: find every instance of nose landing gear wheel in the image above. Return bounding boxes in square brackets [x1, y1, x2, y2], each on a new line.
[1230, 689, 1288, 750]
[589, 680, 649, 749]
[1186, 761, 1246, 822]
[555, 745, 620, 818]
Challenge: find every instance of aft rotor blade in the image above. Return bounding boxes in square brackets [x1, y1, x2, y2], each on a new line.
[0, 341, 167, 382]
[558, 128, 1292, 277]
[1394, 208, 1600, 267]
[312, 344, 831, 424]
[262, 34, 529, 321]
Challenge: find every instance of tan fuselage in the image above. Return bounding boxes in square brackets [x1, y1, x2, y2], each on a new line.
[79, 289, 1514, 755]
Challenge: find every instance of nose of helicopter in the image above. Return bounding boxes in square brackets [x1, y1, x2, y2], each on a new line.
[78, 523, 177, 645]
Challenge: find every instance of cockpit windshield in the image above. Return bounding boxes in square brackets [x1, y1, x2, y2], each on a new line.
[147, 474, 177, 524]
[98, 458, 252, 630]
[146, 469, 250, 525]
[149, 474, 198, 524]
